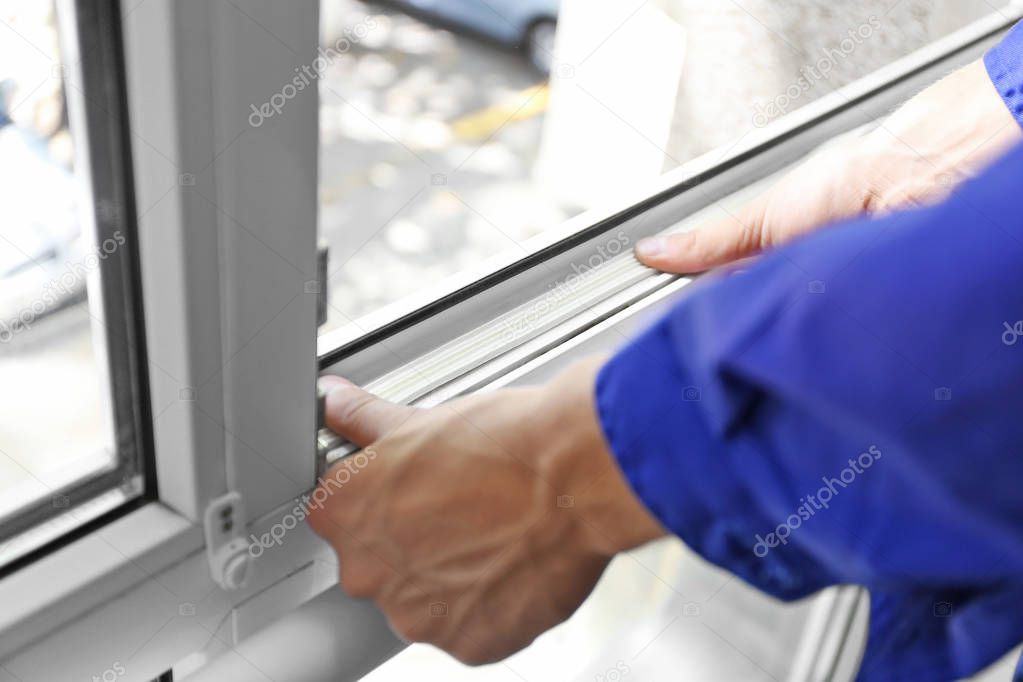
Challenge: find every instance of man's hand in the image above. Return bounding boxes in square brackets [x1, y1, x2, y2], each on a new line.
[636, 60, 1023, 273]
[307, 358, 665, 665]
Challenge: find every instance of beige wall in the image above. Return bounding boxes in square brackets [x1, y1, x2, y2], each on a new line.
[659, 0, 994, 165]
[537, 0, 998, 209]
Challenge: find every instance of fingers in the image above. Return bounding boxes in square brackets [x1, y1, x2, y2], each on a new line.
[319, 376, 416, 447]
[634, 199, 767, 274]
[634, 141, 866, 274]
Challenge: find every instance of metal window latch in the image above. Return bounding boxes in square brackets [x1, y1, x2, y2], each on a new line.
[313, 243, 355, 477]
[316, 241, 328, 328]
[316, 385, 345, 479]
[203, 491, 253, 591]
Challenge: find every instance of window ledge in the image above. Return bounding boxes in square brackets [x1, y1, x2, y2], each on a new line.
[0, 502, 201, 659]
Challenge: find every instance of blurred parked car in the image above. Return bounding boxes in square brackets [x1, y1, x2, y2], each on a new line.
[377, 0, 559, 74]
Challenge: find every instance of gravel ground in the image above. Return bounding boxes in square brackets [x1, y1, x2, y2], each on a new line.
[319, 0, 560, 330]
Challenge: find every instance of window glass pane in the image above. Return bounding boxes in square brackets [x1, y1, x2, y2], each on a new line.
[0, 0, 140, 549]
[318, 0, 997, 334]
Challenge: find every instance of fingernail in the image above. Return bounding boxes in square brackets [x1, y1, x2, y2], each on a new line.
[635, 237, 665, 259]
[318, 375, 352, 392]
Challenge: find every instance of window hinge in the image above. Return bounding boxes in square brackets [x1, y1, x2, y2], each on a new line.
[203, 491, 253, 591]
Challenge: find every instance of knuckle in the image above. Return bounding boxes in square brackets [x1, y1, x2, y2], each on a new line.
[388, 612, 435, 644]
[340, 562, 384, 599]
[737, 204, 767, 250]
[328, 388, 375, 429]
[857, 161, 893, 214]
[448, 642, 491, 667]
[305, 487, 352, 532]
[673, 230, 699, 256]
[305, 504, 332, 536]
[306, 502, 350, 541]
[860, 183, 887, 213]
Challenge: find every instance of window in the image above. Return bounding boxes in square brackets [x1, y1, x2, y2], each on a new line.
[317, 0, 995, 345]
[0, 0, 150, 568]
[0, 2, 1020, 681]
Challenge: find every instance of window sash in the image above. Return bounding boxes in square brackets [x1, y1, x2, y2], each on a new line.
[320, 7, 1021, 397]
[1, 4, 1019, 680]
[0, 0, 153, 569]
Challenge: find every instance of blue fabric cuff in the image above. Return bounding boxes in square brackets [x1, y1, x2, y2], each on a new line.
[594, 316, 826, 601]
[985, 21, 1023, 128]
[594, 318, 718, 545]
[595, 316, 1023, 681]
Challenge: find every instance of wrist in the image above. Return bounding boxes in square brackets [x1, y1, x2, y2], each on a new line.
[535, 357, 666, 558]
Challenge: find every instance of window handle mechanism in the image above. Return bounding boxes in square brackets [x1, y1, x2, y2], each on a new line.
[203, 491, 254, 591]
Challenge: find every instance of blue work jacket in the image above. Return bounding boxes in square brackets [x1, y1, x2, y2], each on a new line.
[597, 20, 1023, 682]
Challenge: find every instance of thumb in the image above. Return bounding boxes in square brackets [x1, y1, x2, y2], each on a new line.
[634, 198, 767, 274]
[319, 376, 416, 447]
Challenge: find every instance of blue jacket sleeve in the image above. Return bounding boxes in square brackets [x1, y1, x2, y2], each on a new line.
[986, 20, 1023, 128]
[597, 140, 1023, 681]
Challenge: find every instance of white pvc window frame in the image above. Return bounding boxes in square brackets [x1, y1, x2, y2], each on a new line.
[0, 1, 369, 679]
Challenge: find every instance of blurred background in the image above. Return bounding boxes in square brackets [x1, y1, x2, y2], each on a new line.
[315, 0, 990, 333]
